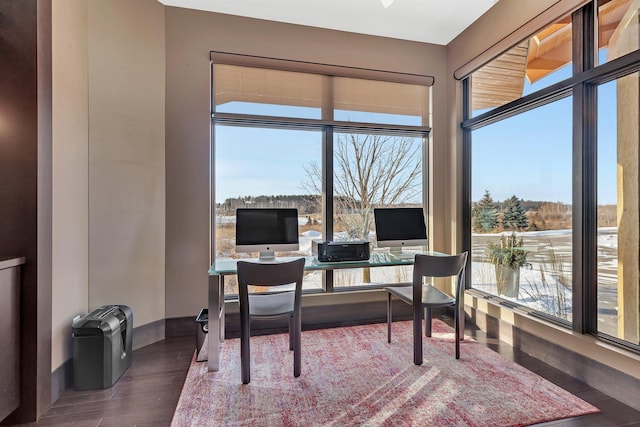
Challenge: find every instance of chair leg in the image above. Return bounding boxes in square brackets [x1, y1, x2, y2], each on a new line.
[454, 308, 460, 359]
[240, 318, 251, 384]
[413, 304, 423, 365]
[293, 313, 301, 377]
[387, 292, 392, 343]
[289, 315, 294, 351]
[424, 307, 432, 337]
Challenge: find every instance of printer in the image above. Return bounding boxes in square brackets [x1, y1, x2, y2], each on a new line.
[312, 240, 371, 262]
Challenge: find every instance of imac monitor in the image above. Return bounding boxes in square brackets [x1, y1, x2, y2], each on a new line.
[374, 207, 427, 257]
[235, 208, 300, 260]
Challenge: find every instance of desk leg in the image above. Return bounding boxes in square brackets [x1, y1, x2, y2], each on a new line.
[208, 274, 221, 372]
[219, 276, 225, 343]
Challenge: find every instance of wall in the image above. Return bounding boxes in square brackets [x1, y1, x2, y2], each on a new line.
[164, 7, 448, 319]
[51, 0, 89, 378]
[0, 0, 52, 422]
[86, 0, 166, 329]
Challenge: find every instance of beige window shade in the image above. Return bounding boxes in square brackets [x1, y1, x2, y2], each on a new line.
[333, 77, 429, 119]
[210, 51, 434, 86]
[213, 54, 431, 125]
[214, 64, 323, 110]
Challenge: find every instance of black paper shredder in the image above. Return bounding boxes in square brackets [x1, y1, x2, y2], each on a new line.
[72, 304, 133, 390]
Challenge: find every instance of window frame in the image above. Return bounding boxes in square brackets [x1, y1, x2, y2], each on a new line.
[461, 0, 640, 352]
[210, 54, 432, 295]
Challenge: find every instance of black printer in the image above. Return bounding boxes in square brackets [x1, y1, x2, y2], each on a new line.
[312, 240, 370, 262]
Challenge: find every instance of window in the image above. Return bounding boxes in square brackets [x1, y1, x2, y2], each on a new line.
[463, 0, 640, 352]
[211, 55, 432, 295]
[331, 131, 424, 288]
[214, 126, 322, 295]
[470, 99, 573, 321]
[598, 0, 639, 65]
[471, 15, 573, 117]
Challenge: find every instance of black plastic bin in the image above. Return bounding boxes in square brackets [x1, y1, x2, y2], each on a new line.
[195, 308, 208, 362]
[72, 305, 133, 390]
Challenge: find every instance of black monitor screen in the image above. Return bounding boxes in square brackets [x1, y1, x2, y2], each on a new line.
[235, 208, 299, 246]
[374, 208, 427, 244]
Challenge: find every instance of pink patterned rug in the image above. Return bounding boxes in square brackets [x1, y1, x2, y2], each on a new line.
[172, 320, 599, 426]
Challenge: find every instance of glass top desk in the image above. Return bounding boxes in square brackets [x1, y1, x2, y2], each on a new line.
[207, 252, 433, 372]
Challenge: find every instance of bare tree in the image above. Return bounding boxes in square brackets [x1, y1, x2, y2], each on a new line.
[303, 133, 422, 241]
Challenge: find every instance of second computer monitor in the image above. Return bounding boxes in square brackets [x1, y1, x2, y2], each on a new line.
[373, 207, 427, 255]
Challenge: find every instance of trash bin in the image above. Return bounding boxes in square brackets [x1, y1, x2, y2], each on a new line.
[72, 304, 133, 390]
[195, 308, 208, 362]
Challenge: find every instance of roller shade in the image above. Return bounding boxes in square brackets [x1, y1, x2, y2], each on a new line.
[212, 52, 431, 124]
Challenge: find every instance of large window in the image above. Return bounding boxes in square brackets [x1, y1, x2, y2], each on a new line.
[211, 55, 431, 294]
[470, 99, 573, 321]
[214, 126, 323, 295]
[463, 0, 640, 350]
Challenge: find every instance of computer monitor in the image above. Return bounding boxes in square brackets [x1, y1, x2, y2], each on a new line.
[235, 208, 300, 260]
[373, 207, 428, 256]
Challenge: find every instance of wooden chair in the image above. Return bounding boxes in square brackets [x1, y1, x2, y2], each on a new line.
[385, 252, 468, 365]
[237, 258, 305, 384]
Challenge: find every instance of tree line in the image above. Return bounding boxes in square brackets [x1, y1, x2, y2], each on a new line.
[217, 195, 321, 215]
[472, 190, 575, 232]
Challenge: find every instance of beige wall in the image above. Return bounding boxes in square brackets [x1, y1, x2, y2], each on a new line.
[164, 7, 448, 318]
[87, 0, 166, 327]
[51, 0, 89, 372]
[51, 0, 165, 372]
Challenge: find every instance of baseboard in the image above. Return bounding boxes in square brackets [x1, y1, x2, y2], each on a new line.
[50, 358, 72, 405]
[467, 306, 640, 413]
[132, 319, 165, 351]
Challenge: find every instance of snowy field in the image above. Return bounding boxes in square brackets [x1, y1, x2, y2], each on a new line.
[472, 228, 618, 335]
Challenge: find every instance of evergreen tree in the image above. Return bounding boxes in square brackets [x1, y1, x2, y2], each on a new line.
[472, 190, 498, 232]
[503, 195, 529, 230]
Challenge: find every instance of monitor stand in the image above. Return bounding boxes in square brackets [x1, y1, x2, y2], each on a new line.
[258, 251, 276, 262]
[390, 246, 415, 260]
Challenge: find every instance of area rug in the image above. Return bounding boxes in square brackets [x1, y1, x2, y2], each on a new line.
[171, 320, 599, 426]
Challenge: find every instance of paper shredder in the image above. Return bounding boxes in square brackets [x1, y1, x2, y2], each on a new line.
[72, 304, 133, 390]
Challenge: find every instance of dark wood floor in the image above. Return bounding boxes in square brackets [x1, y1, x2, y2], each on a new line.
[11, 322, 640, 427]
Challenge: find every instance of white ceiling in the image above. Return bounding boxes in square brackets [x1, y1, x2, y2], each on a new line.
[158, 0, 499, 45]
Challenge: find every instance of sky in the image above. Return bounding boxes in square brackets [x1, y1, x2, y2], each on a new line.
[215, 50, 619, 206]
[472, 56, 618, 205]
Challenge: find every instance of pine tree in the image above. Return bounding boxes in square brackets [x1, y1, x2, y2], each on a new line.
[503, 195, 529, 231]
[472, 190, 498, 232]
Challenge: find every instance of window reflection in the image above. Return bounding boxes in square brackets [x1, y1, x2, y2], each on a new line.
[471, 14, 573, 117]
[598, 0, 637, 64]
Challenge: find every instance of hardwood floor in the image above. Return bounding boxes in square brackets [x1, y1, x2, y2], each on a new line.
[11, 322, 640, 427]
[13, 336, 194, 427]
